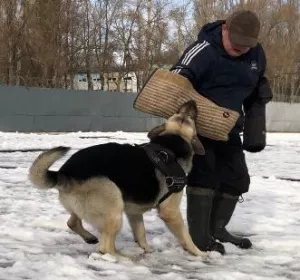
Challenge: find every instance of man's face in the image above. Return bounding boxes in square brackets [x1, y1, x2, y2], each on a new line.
[222, 24, 251, 57]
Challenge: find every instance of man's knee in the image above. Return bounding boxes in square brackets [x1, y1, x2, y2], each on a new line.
[188, 154, 217, 188]
[221, 174, 250, 196]
[236, 174, 251, 195]
[187, 171, 219, 190]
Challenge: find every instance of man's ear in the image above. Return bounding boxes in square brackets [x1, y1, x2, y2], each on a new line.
[192, 136, 205, 155]
[147, 124, 165, 139]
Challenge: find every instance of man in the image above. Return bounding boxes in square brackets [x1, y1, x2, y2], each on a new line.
[170, 10, 273, 254]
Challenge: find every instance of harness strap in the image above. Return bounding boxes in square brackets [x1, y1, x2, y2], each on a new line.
[140, 143, 187, 204]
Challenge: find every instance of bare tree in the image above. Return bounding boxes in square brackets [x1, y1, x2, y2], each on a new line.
[83, 0, 93, 90]
[0, 0, 299, 101]
[92, 0, 121, 90]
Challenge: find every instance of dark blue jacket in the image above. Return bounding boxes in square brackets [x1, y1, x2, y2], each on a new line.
[170, 20, 266, 113]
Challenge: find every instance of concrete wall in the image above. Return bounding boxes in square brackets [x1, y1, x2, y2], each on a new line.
[0, 84, 299, 132]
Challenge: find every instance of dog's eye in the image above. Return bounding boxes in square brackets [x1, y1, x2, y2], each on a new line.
[174, 116, 182, 122]
[183, 118, 192, 125]
[173, 115, 193, 126]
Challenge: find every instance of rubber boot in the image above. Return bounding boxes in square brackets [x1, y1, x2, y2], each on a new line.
[210, 192, 252, 249]
[186, 187, 225, 255]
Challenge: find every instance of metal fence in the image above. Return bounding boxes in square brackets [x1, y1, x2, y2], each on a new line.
[0, 84, 300, 133]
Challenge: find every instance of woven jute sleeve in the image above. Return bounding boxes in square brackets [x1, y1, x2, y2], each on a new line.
[133, 68, 240, 141]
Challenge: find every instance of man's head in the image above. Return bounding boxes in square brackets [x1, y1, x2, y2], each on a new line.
[222, 10, 260, 57]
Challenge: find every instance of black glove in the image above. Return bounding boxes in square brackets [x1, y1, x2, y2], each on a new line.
[242, 102, 266, 152]
[242, 77, 272, 153]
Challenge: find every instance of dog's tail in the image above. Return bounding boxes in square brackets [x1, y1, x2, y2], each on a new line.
[29, 146, 70, 190]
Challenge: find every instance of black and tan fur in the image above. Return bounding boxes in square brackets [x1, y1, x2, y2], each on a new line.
[28, 100, 206, 258]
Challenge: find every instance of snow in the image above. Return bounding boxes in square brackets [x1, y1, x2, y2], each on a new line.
[0, 131, 299, 280]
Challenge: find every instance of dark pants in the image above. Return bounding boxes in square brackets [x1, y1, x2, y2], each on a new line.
[188, 134, 250, 196]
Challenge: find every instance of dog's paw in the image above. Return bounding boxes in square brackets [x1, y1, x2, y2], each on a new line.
[84, 236, 99, 244]
[198, 251, 208, 258]
[130, 254, 146, 262]
[189, 246, 208, 258]
[143, 245, 155, 253]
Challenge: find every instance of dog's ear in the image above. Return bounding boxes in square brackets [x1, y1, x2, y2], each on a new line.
[178, 100, 198, 120]
[147, 124, 166, 139]
[192, 136, 205, 155]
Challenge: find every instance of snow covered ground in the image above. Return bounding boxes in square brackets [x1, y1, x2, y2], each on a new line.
[0, 131, 299, 280]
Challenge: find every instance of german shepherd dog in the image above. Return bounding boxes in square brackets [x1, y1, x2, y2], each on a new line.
[29, 100, 206, 258]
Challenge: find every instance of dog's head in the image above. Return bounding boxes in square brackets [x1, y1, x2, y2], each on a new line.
[147, 100, 205, 155]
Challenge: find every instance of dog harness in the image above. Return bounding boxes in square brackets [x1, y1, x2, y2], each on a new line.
[140, 143, 188, 205]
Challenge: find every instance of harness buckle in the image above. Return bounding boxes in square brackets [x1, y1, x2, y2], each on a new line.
[157, 150, 168, 163]
[166, 176, 174, 187]
[165, 176, 187, 192]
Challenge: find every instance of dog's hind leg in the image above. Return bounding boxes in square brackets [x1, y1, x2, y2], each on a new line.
[99, 212, 123, 256]
[67, 213, 98, 244]
[158, 191, 207, 257]
[126, 213, 153, 253]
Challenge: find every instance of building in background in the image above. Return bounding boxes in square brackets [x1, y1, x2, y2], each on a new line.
[105, 72, 137, 92]
[73, 73, 101, 91]
[73, 72, 137, 92]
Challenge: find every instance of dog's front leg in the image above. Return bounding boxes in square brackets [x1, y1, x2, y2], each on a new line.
[126, 213, 153, 253]
[158, 191, 207, 257]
